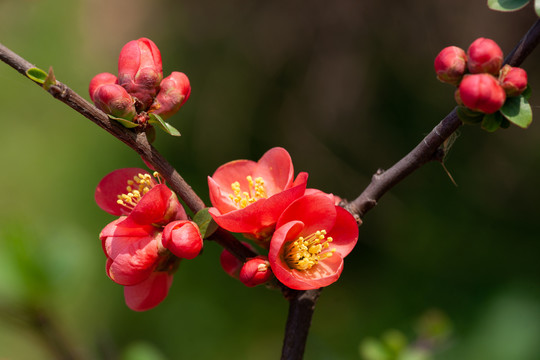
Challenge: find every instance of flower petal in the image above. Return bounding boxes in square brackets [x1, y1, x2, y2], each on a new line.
[129, 184, 186, 225]
[124, 272, 173, 311]
[95, 168, 152, 216]
[253, 147, 294, 195]
[326, 206, 359, 257]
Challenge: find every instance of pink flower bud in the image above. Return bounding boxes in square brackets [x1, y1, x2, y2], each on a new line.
[467, 38, 503, 75]
[239, 256, 272, 287]
[219, 242, 256, 278]
[150, 72, 191, 120]
[499, 64, 527, 97]
[118, 38, 163, 110]
[162, 220, 203, 260]
[459, 74, 506, 114]
[89, 72, 118, 102]
[434, 46, 467, 85]
[93, 84, 137, 120]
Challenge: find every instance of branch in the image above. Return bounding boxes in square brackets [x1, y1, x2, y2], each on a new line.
[346, 18, 540, 219]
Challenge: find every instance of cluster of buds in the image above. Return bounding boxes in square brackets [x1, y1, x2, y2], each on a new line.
[434, 38, 528, 114]
[89, 38, 191, 129]
[208, 148, 359, 290]
[95, 168, 203, 311]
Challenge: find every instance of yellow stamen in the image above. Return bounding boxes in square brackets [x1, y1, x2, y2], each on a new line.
[228, 175, 267, 209]
[284, 230, 335, 271]
[116, 172, 161, 211]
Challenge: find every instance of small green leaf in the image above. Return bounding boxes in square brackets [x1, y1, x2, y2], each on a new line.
[487, 0, 530, 11]
[481, 112, 502, 132]
[193, 208, 218, 239]
[500, 95, 533, 128]
[25, 67, 48, 84]
[108, 114, 139, 128]
[536, 0, 540, 16]
[457, 106, 484, 125]
[148, 113, 181, 136]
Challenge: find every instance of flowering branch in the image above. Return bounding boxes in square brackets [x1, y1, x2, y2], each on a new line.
[346, 18, 540, 220]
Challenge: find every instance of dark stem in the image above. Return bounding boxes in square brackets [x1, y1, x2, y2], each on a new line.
[281, 289, 322, 360]
[346, 18, 540, 219]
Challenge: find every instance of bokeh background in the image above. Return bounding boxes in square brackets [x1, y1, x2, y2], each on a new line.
[2, 1, 540, 359]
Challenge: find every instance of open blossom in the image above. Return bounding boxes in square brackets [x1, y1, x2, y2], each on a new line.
[268, 193, 359, 290]
[95, 168, 186, 226]
[208, 147, 308, 242]
[96, 168, 203, 311]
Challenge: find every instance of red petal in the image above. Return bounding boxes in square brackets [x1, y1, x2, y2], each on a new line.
[95, 168, 152, 216]
[276, 193, 336, 237]
[253, 147, 294, 194]
[124, 272, 173, 311]
[326, 206, 359, 257]
[128, 184, 185, 225]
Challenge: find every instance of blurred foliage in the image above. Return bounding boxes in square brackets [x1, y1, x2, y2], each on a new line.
[2, 0, 540, 359]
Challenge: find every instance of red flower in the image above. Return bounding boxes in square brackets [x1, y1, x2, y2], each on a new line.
[458, 74, 506, 114]
[96, 168, 204, 311]
[150, 72, 191, 120]
[434, 46, 467, 85]
[268, 193, 359, 290]
[208, 147, 308, 241]
[499, 64, 528, 97]
[95, 168, 186, 226]
[239, 256, 273, 287]
[467, 37, 503, 75]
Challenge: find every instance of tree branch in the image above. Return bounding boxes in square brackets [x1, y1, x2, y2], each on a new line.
[346, 18, 540, 219]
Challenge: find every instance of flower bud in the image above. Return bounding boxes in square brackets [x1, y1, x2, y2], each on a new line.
[467, 38, 503, 75]
[150, 72, 191, 120]
[499, 64, 527, 97]
[93, 84, 137, 120]
[118, 38, 163, 110]
[239, 256, 272, 287]
[89, 72, 118, 102]
[459, 74, 506, 114]
[434, 46, 467, 85]
[162, 220, 203, 260]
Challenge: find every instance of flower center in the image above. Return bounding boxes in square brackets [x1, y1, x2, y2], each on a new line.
[229, 175, 267, 209]
[284, 230, 335, 271]
[116, 172, 161, 210]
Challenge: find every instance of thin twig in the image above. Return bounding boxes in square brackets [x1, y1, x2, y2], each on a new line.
[346, 19, 540, 219]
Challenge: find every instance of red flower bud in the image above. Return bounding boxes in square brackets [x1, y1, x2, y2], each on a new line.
[93, 84, 137, 120]
[239, 256, 272, 287]
[150, 72, 191, 120]
[118, 38, 163, 110]
[499, 64, 527, 97]
[162, 220, 203, 260]
[467, 38, 503, 75]
[434, 46, 467, 85]
[459, 74, 506, 114]
[89, 72, 118, 102]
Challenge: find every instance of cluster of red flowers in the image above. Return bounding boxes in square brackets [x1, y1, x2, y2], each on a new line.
[434, 37, 528, 114]
[89, 38, 191, 125]
[208, 147, 359, 290]
[95, 168, 203, 311]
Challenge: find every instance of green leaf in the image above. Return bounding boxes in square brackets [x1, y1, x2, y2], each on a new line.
[522, 85, 532, 100]
[25, 67, 48, 84]
[536, 0, 540, 16]
[108, 114, 139, 128]
[457, 106, 484, 125]
[193, 208, 219, 239]
[148, 113, 181, 136]
[487, 0, 530, 11]
[500, 95, 533, 128]
[481, 113, 502, 132]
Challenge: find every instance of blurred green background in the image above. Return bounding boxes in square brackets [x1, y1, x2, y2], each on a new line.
[2, 1, 540, 359]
